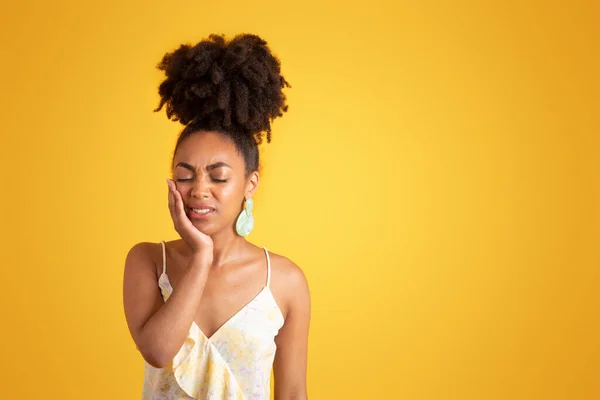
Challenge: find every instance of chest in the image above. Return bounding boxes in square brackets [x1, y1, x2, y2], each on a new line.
[196, 273, 268, 336]
[160, 256, 271, 339]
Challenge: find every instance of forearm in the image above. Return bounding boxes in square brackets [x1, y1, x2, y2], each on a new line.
[137, 254, 210, 367]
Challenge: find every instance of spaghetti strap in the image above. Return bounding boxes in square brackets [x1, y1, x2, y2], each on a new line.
[160, 240, 166, 275]
[264, 247, 271, 288]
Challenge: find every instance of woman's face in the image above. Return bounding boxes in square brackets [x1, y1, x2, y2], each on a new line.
[171, 131, 258, 236]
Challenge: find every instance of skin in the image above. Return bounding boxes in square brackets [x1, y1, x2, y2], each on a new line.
[123, 131, 310, 400]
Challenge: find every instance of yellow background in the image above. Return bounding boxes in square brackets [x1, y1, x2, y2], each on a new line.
[1, 0, 598, 399]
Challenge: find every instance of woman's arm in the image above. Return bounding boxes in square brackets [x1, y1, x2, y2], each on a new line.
[273, 259, 311, 400]
[122, 242, 211, 368]
[123, 179, 215, 368]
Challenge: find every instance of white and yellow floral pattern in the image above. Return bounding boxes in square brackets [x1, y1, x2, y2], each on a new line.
[141, 241, 285, 400]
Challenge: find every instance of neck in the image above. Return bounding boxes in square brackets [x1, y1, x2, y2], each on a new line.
[209, 228, 248, 267]
[178, 227, 248, 268]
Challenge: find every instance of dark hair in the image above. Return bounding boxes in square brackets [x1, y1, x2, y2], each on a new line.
[153, 33, 290, 176]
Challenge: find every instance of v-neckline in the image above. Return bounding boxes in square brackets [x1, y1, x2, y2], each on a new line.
[160, 272, 270, 341]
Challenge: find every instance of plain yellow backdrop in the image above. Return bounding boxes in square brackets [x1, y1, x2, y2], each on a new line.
[1, 0, 598, 399]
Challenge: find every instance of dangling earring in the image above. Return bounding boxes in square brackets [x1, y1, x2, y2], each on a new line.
[236, 197, 254, 236]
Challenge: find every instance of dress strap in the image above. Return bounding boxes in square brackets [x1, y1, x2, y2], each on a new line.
[160, 240, 167, 275]
[264, 247, 271, 287]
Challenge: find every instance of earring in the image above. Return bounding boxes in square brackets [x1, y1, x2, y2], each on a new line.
[236, 197, 254, 236]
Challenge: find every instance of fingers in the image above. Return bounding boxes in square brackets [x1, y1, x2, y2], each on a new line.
[172, 183, 185, 218]
[174, 189, 183, 216]
[167, 179, 187, 225]
[167, 179, 179, 227]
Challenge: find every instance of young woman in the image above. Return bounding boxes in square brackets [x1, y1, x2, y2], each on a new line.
[123, 33, 310, 400]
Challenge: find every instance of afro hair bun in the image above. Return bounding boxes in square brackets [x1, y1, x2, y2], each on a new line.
[154, 33, 290, 144]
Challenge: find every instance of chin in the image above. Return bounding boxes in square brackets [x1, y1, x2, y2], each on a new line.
[192, 221, 227, 237]
[191, 221, 213, 233]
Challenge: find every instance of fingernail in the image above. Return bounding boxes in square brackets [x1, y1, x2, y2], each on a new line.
[166, 179, 170, 188]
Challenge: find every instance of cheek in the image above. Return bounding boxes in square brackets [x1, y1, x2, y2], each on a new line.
[216, 183, 245, 205]
[175, 183, 193, 197]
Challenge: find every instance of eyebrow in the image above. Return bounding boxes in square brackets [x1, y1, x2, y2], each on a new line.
[175, 161, 232, 172]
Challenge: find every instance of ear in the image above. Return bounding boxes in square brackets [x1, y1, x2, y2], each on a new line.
[245, 171, 260, 199]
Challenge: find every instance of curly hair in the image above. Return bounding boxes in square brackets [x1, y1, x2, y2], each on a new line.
[153, 33, 290, 175]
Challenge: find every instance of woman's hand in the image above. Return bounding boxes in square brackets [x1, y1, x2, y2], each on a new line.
[167, 179, 214, 263]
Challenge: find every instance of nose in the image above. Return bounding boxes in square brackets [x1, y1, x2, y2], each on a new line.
[191, 175, 210, 199]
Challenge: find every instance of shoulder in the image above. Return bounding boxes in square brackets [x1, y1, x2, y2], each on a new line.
[267, 250, 308, 288]
[266, 250, 310, 317]
[124, 241, 162, 279]
[125, 241, 162, 261]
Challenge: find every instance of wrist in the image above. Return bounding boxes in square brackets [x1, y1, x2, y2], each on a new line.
[189, 251, 212, 270]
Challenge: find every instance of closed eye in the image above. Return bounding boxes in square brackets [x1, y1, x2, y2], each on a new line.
[175, 178, 228, 183]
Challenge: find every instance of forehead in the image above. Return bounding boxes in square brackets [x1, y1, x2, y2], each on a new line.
[173, 131, 244, 169]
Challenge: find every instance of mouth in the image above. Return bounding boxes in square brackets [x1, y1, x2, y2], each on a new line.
[186, 206, 216, 219]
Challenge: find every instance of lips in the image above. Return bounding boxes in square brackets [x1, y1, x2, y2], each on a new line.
[187, 205, 216, 212]
[191, 208, 213, 215]
[186, 205, 216, 219]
